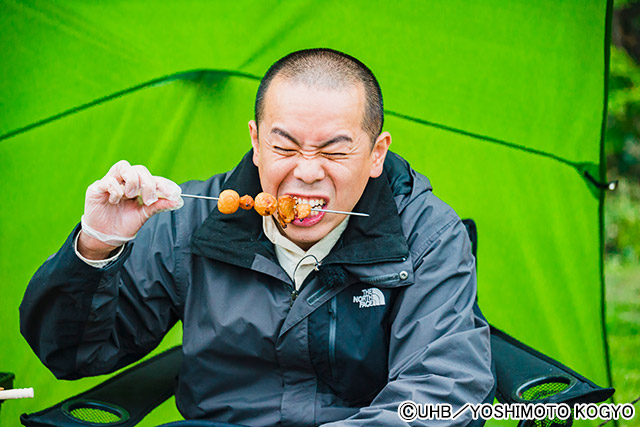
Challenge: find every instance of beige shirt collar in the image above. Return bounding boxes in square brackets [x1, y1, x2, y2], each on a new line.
[263, 216, 349, 290]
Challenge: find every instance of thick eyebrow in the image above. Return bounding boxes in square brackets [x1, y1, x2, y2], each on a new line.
[271, 127, 300, 146]
[270, 127, 352, 149]
[318, 135, 353, 149]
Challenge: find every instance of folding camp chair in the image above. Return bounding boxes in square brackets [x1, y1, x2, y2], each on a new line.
[0, 372, 16, 416]
[464, 220, 614, 427]
[19, 220, 615, 427]
[18, 334, 615, 427]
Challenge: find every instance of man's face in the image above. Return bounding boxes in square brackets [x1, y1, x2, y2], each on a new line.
[249, 77, 391, 250]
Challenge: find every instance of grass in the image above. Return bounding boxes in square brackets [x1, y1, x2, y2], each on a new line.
[605, 261, 640, 427]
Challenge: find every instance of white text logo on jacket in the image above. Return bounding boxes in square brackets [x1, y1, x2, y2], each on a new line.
[353, 288, 386, 308]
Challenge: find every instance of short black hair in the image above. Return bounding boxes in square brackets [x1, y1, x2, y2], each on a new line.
[254, 48, 384, 144]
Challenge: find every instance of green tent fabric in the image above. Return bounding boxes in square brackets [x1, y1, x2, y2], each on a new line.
[0, 1, 613, 426]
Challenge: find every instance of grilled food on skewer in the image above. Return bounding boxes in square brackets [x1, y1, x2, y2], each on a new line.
[239, 195, 254, 210]
[217, 189, 240, 214]
[254, 192, 278, 216]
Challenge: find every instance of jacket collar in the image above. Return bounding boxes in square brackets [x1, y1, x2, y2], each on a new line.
[190, 150, 409, 270]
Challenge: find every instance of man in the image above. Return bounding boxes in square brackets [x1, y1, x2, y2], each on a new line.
[20, 48, 494, 426]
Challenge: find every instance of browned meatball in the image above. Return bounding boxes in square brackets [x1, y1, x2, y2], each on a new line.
[277, 195, 296, 224]
[254, 192, 277, 216]
[217, 189, 240, 214]
[239, 195, 254, 210]
[294, 203, 311, 220]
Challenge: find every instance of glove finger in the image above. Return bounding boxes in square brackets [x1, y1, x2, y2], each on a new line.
[132, 165, 157, 206]
[122, 163, 143, 199]
[146, 197, 184, 217]
[94, 176, 124, 204]
[155, 176, 182, 202]
[106, 160, 139, 197]
[106, 160, 131, 183]
[106, 176, 126, 204]
[86, 179, 105, 202]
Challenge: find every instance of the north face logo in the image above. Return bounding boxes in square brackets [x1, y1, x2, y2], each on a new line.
[353, 288, 386, 308]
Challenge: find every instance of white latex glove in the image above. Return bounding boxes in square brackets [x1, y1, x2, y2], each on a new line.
[81, 160, 184, 247]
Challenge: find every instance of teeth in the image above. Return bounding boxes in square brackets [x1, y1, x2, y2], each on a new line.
[293, 197, 325, 208]
[290, 196, 326, 218]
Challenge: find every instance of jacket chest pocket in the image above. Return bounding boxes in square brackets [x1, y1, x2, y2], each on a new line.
[308, 284, 396, 406]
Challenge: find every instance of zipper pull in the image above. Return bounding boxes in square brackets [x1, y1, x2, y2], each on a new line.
[328, 300, 335, 315]
[290, 289, 299, 306]
[328, 297, 337, 317]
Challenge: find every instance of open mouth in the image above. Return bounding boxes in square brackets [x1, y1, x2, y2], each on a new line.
[287, 195, 328, 227]
[293, 197, 327, 217]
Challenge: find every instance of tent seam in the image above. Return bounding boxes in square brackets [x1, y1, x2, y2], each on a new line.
[1, 70, 596, 176]
[385, 110, 582, 170]
[1, 69, 604, 195]
[0, 69, 261, 143]
[599, 0, 617, 412]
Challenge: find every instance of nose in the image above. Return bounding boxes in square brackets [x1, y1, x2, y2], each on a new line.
[292, 156, 326, 184]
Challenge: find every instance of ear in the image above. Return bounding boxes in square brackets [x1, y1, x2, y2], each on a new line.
[369, 131, 392, 178]
[248, 120, 260, 167]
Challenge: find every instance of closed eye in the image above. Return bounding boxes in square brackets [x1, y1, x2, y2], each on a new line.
[322, 152, 348, 158]
[273, 146, 297, 155]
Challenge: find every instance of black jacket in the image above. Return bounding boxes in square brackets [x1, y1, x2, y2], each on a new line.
[20, 151, 494, 426]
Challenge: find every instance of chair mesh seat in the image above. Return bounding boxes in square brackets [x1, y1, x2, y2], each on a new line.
[532, 416, 572, 427]
[68, 407, 122, 424]
[521, 381, 570, 401]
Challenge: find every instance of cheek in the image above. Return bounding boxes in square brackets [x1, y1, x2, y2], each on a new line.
[260, 156, 295, 192]
[346, 159, 372, 182]
[332, 163, 370, 200]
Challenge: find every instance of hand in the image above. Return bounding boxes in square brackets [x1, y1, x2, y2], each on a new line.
[78, 160, 183, 259]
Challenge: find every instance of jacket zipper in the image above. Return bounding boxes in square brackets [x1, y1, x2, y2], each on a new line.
[328, 296, 337, 381]
[288, 270, 317, 306]
[289, 288, 299, 306]
[320, 255, 407, 267]
[359, 273, 400, 285]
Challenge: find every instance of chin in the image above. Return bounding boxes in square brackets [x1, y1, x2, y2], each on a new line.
[285, 227, 325, 249]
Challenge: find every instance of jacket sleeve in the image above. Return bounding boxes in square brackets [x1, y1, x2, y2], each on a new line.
[19, 210, 182, 380]
[323, 216, 495, 426]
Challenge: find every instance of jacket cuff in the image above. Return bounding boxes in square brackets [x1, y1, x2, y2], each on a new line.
[73, 227, 126, 269]
[66, 223, 133, 273]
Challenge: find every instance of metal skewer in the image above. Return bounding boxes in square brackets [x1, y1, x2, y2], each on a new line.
[311, 208, 368, 217]
[181, 193, 369, 217]
[181, 194, 219, 201]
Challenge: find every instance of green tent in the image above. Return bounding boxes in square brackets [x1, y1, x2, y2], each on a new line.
[0, 1, 614, 425]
